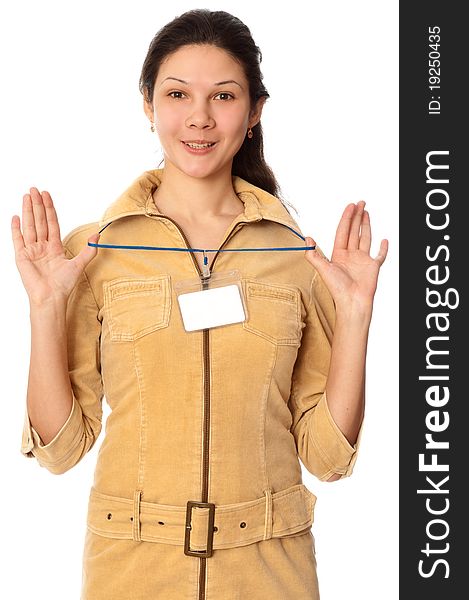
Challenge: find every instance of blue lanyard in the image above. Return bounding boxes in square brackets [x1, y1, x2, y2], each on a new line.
[88, 221, 316, 258]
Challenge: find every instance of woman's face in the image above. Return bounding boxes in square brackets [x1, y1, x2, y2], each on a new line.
[144, 44, 265, 179]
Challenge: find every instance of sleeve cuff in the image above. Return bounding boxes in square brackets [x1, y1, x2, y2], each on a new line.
[20, 393, 83, 468]
[309, 391, 363, 480]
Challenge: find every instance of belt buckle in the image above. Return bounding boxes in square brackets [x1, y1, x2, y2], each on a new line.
[184, 500, 216, 557]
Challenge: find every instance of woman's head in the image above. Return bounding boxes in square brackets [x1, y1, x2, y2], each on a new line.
[139, 9, 286, 202]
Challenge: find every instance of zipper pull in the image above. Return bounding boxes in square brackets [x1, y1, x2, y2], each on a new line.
[201, 250, 211, 279]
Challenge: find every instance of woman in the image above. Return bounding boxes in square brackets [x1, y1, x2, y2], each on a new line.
[12, 8, 387, 600]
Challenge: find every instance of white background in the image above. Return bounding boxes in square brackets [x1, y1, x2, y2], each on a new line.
[1, 1, 398, 598]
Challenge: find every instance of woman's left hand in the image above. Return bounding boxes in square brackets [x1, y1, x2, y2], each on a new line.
[304, 201, 388, 310]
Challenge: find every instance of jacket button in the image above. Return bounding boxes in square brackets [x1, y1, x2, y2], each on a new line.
[240, 522, 246, 528]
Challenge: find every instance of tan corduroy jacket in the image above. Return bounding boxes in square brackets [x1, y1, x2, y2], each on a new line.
[20, 168, 361, 600]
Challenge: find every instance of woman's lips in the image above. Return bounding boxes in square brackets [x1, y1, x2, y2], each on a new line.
[181, 141, 218, 155]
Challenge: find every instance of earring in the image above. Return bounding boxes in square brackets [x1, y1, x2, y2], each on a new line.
[150, 122, 155, 133]
[247, 127, 253, 139]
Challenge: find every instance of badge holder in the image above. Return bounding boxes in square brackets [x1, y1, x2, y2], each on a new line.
[174, 269, 248, 333]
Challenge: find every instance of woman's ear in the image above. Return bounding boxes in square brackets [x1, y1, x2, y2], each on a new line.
[249, 96, 267, 128]
[143, 96, 154, 123]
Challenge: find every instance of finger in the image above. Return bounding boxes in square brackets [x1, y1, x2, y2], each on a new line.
[304, 235, 316, 251]
[374, 239, 389, 266]
[73, 232, 101, 272]
[304, 236, 331, 271]
[22, 192, 37, 245]
[333, 203, 355, 250]
[30, 187, 49, 242]
[41, 190, 62, 242]
[358, 210, 371, 253]
[348, 200, 366, 249]
[11, 214, 26, 255]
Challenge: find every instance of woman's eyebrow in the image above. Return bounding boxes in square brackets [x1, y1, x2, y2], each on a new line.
[161, 76, 243, 89]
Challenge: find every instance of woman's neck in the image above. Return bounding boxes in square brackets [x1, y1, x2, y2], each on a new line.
[153, 163, 244, 222]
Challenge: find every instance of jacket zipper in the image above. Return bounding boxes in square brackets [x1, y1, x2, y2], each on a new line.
[153, 214, 248, 600]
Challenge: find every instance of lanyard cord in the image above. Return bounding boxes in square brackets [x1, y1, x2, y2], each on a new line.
[89, 221, 316, 254]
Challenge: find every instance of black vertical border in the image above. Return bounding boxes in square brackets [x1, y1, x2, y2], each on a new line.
[400, 2, 465, 596]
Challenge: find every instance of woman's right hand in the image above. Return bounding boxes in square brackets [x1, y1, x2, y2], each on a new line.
[11, 187, 100, 306]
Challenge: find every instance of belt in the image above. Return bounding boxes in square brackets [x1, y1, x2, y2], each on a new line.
[86, 483, 316, 557]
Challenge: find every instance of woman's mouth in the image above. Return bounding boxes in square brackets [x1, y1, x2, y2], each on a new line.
[181, 141, 218, 154]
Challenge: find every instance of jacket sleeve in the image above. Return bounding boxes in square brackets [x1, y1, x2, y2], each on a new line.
[288, 257, 363, 481]
[20, 243, 104, 475]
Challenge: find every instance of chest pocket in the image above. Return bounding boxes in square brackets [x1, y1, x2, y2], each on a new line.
[103, 276, 171, 342]
[241, 279, 302, 346]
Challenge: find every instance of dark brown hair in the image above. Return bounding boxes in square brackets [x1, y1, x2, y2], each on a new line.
[138, 8, 297, 215]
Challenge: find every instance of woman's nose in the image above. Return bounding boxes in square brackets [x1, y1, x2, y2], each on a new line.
[185, 102, 215, 129]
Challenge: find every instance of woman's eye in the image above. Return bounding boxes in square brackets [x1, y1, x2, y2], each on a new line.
[215, 92, 234, 101]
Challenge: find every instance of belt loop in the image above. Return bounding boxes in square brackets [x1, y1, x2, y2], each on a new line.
[132, 490, 142, 542]
[263, 488, 273, 540]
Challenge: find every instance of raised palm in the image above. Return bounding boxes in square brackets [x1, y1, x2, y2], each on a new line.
[304, 201, 388, 309]
[11, 187, 100, 306]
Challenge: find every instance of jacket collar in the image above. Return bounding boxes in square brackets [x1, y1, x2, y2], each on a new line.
[98, 168, 301, 232]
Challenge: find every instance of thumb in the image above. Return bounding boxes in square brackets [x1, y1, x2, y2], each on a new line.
[304, 236, 319, 263]
[73, 232, 101, 272]
[304, 236, 329, 271]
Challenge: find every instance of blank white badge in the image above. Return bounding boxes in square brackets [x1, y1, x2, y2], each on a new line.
[177, 284, 246, 332]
